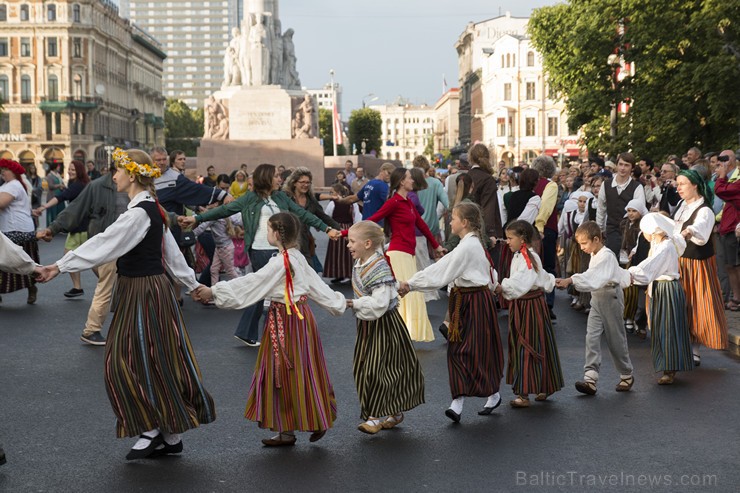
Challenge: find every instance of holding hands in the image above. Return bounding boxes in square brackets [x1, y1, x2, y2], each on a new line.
[190, 285, 213, 304]
[327, 229, 342, 241]
[554, 278, 572, 290]
[36, 264, 61, 283]
[434, 245, 448, 259]
[178, 215, 197, 229]
[36, 228, 53, 242]
[493, 284, 503, 296]
[397, 281, 410, 297]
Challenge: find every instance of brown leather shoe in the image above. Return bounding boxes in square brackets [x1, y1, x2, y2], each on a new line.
[309, 430, 326, 442]
[657, 372, 675, 385]
[510, 396, 530, 408]
[261, 434, 296, 447]
[27, 285, 37, 305]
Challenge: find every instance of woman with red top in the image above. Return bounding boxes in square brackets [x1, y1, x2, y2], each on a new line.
[364, 168, 446, 341]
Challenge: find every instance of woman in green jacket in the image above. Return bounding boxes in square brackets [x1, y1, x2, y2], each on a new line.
[180, 163, 341, 346]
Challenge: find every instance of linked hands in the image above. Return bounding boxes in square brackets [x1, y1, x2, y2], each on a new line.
[36, 228, 53, 242]
[434, 245, 448, 259]
[554, 278, 572, 290]
[35, 264, 61, 283]
[178, 215, 197, 229]
[327, 229, 342, 241]
[32, 207, 45, 218]
[190, 284, 214, 304]
[397, 281, 410, 298]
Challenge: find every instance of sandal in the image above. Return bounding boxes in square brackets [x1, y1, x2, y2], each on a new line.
[575, 380, 597, 395]
[657, 371, 675, 385]
[510, 395, 530, 408]
[261, 433, 297, 447]
[615, 375, 634, 392]
[381, 413, 404, 430]
[726, 299, 740, 312]
[534, 393, 550, 401]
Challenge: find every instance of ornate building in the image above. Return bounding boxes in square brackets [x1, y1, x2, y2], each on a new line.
[372, 100, 435, 165]
[0, 0, 165, 173]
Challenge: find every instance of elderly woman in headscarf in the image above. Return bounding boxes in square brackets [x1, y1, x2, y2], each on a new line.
[628, 213, 692, 385]
[672, 169, 728, 367]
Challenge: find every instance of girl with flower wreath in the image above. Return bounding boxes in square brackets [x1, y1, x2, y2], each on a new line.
[39, 149, 215, 460]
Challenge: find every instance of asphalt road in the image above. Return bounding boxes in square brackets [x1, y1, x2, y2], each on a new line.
[0, 234, 738, 493]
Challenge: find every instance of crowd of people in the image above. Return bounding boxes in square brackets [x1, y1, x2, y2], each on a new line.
[0, 142, 738, 463]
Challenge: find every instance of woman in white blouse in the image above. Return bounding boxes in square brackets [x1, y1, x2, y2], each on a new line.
[673, 170, 728, 366]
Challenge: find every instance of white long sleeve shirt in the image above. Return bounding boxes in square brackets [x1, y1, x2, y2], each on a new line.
[211, 247, 346, 315]
[406, 233, 499, 292]
[672, 198, 714, 246]
[0, 231, 37, 275]
[628, 238, 681, 295]
[571, 247, 631, 292]
[56, 191, 199, 291]
[501, 249, 555, 300]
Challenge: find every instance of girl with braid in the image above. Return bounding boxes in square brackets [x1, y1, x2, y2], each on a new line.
[39, 149, 215, 460]
[195, 212, 346, 447]
[399, 203, 505, 422]
[496, 220, 563, 408]
[346, 221, 425, 434]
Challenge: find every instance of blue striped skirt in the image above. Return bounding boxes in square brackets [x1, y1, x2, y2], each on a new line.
[647, 280, 693, 372]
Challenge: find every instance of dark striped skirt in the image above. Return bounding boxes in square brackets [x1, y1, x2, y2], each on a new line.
[679, 256, 728, 349]
[623, 285, 638, 320]
[353, 308, 425, 420]
[647, 280, 693, 372]
[323, 222, 353, 279]
[245, 299, 337, 432]
[448, 286, 504, 398]
[498, 245, 514, 310]
[106, 274, 216, 438]
[506, 290, 564, 396]
[0, 231, 39, 294]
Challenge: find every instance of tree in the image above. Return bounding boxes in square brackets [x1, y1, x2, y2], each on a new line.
[348, 108, 382, 156]
[424, 136, 435, 158]
[529, 0, 740, 159]
[164, 98, 204, 155]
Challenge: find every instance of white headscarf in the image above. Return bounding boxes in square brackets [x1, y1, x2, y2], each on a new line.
[624, 198, 648, 218]
[639, 213, 686, 255]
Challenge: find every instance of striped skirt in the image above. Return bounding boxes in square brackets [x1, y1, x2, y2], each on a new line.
[386, 250, 434, 342]
[106, 274, 216, 438]
[679, 256, 728, 350]
[647, 280, 693, 372]
[447, 287, 504, 398]
[415, 236, 439, 302]
[323, 222, 353, 279]
[506, 290, 564, 396]
[245, 299, 337, 432]
[353, 309, 425, 420]
[0, 231, 39, 294]
[623, 285, 638, 320]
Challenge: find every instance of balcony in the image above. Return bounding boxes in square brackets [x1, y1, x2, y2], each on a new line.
[38, 96, 101, 112]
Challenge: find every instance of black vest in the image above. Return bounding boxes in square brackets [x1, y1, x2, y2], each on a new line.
[604, 178, 639, 233]
[116, 201, 165, 277]
[679, 204, 714, 260]
[506, 190, 536, 226]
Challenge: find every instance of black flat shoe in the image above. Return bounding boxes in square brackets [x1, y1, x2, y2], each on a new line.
[438, 324, 449, 341]
[125, 434, 164, 460]
[0, 446, 6, 466]
[445, 408, 461, 423]
[478, 394, 502, 415]
[150, 440, 183, 458]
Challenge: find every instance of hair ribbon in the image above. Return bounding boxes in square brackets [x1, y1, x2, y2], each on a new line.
[282, 250, 304, 319]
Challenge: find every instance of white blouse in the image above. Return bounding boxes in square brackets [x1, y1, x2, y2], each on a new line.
[0, 180, 34, 233]
[56, 191, 199, 291]
[628, 238, 681, 295]
[251, 197, 280, 250]
[211, 247, 346, 315]
[516, 195, 542, 224]
[501, 249, 555, 300]
[407, 233, 499, 292]
[571, 247, 631, 292]
[0, 230, 37, 275]
[672, 198, 714, 246]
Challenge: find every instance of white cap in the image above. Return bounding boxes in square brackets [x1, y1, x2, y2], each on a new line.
[624, 198, 648, 218]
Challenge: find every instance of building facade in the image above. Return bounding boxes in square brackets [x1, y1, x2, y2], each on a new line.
[455, 13, 580, 165]
[371, 101, 435, 165]
[0, 0, 166, 173]
[433, 88, 459, 154]
[306, 82, 342, 116]
[121, 0, 236, 109]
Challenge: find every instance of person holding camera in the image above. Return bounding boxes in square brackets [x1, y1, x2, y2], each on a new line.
[656, 162, 681, 214]
[714, 150, 740, 311]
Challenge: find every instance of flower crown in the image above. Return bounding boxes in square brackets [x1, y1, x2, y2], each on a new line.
[112, 148, 162, 179]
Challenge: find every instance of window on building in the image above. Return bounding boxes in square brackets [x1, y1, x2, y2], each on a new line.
[506, 54, 510, 67]
[20, 5, 29, 21]
[0, 114, 9, 133]
[21, 37, 31, 57]
[48, 75, 59, 101]
[73, 38, 81, 58]
[0, 38, 7, 57]
[21, 75, 31, 103]
[47, 38, 58, 57]
[21, 113, 32, 134]
[55, 112, 62, 134]
[525, 117, 536, 136]
[0, 5, 6, 22]
[526, 82, 536, 100]
[497, 117, 506, 137]
[73, 4, 81, 23]
[512, 54, 516, 67]
[548, 117, 558, 137]
[47, 4, 57, 21]
[0, 76, 7, 103]
[503, 83, 511, 101]
[527, 51, 535, 67]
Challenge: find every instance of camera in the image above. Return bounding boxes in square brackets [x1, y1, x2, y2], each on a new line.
[718, 155, 730, 162]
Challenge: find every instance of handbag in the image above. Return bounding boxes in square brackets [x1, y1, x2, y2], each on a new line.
[179, 230, 196, 247]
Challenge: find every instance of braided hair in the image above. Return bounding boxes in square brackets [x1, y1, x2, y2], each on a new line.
[452, 202, 486, 252]
[505, 219, 539, 272]
[268, 212, 301, 250]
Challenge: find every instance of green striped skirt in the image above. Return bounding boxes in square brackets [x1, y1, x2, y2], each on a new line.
[506, 290, 564, 396]
[353, 308, 425, 420]
[648, 280, 693, 372]
[106, 274, 216, 438]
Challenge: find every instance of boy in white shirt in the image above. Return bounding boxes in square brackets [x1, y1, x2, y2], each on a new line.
[556, 221, 635, 395]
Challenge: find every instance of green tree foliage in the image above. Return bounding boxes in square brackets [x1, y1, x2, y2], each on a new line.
[348, 108, 382, 156]
[164, 98, 204, 156]
[318, 108, 347, 156]
[529, 0, 740, 159]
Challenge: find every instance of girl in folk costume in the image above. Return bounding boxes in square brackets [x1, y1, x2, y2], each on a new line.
[346, 221, 425, 434]
[673, 170, 728, 366]
[41, 149, 215, 460]
[620, 198, 648, 332]
[324, 182, 361, 283]
[363, 167, 446, 342]
[400, 203, 505, 422]
[628, 213, 693, 385]
[496, 220, 564, 408]
[196, 212, 346, 446]
[562, 191, 592, 310]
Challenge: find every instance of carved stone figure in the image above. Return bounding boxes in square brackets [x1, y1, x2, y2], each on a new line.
[249, 15, 270, 86]
[270, 19, 283, 85]
[211, 112, 230, 140]
[282, 29, 300, 89]
[223, 27, 244, 87]
[298, 94, 315, 138]
[291, 111, 310, 139]
[205, 96, 227, 139]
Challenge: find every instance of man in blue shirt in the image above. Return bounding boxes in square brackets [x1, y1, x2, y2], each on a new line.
[357, 162, 396, 224]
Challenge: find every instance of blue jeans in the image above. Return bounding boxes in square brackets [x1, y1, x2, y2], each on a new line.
[542, 228, 558, 308]
[234, 248, 277, 341]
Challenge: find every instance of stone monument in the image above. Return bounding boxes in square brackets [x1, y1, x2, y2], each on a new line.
[198, 0, 325, 183]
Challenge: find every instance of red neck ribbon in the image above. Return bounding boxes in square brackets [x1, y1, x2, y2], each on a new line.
[519, 244, 533, 269]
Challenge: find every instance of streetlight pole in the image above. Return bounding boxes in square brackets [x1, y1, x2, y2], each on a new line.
[362, 93, 378, 108]
[607, 54, 620, 154]
[330, 69, 337, 157]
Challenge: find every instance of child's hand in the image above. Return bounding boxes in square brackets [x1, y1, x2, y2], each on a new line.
[494, 284, 503, 296]
[555, 278, 572, 289]
[346, 299, 354, 309]
[397, 281, 410, 297]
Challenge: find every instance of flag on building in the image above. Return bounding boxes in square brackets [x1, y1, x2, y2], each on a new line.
[442, 74, 448, 94]
[332, 91, 343, 146]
